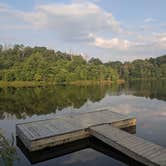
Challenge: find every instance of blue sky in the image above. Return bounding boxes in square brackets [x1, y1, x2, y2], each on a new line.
[0, 0, 166, 61]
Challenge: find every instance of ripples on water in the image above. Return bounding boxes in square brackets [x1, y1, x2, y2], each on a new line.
[0, 80, 166, 166]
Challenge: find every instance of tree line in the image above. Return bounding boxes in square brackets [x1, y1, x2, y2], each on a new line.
[0, 44, 165, 83]
[0, 44, 118, 83]
[105, 55, 166, 80]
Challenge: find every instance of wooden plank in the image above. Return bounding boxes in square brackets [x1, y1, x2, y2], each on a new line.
[90, 124, 166, 166]
[29, 130, 90, 151]
[16, 109, 136, 151]
[17, 109, 166, 166]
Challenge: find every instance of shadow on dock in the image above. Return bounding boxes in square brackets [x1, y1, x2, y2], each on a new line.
[17, 125, 145, 166]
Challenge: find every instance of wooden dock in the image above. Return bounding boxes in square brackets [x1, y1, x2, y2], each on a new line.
[16, 109, 136, 151]
[90, 124, 166, 166]
[16, 109, 166, 166]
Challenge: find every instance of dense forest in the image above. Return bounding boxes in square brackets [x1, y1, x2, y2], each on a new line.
[0, 44, 165, 84]
[106, 55, 166, 80]
[0, 44, 118, 83]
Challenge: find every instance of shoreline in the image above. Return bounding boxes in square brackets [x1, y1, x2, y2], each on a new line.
[0, 80, 125, 88]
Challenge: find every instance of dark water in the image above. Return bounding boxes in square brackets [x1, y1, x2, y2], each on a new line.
[0, 80, 166, 166]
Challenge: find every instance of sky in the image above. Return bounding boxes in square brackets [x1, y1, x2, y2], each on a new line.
[0, 0, 166, 62]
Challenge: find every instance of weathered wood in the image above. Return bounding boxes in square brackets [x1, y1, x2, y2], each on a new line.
[90, 124, 166, 166]
[17, 109, 166, 166]
[16, 109, 136, 151]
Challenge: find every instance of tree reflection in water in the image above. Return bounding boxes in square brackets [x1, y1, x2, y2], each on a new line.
[0, 80, 165, 119]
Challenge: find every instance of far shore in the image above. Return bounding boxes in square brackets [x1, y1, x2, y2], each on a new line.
[0, 80, 125, 88]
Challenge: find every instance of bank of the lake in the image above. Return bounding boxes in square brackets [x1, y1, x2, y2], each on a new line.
[0, 80, 125, 87]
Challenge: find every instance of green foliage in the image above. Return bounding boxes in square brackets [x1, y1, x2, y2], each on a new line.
[106, 55, 166, 80]
[88, 57, 102, 65]
[0, 44, 165, 83]
[0, 45, 119, 83]
[0, 132, 17, 166]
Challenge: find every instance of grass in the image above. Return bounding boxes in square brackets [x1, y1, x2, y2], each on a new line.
[0, 132, 17, 166]
[0, 80, 125, 87]
[0, 81, 56, 88]
[70, 80, 125, 85]
[128, 77, 166, 81]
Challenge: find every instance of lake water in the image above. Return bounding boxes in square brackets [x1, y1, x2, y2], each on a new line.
[0, 80, 166, 166]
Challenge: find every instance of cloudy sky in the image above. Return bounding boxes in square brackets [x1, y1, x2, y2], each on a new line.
[0, 0, 166, 62]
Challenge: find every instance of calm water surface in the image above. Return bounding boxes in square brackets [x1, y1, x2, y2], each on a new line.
[0, 80, 166, 166]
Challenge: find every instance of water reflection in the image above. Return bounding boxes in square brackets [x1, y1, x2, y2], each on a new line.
[125, 80, 166, 101]
[0, 80, 165, 119]
[0, 85, 108, 119]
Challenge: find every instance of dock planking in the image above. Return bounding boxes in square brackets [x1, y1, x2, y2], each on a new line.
[90, 124, 166, 166]
[16, 109, 166, 166]
[16, 109, 136, 151]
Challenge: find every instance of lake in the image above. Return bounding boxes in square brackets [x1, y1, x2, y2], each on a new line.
[0, 80, 166, 166]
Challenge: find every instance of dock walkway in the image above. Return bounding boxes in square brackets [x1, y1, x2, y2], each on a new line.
[16, 109, 166, 166]
[90, 124, 166, 166]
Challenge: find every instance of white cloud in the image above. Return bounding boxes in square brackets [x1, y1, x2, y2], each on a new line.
[153, 33, 166, 48]
[144, 18, 156, 23]
[88, 34, 140, 50]
[6, 2, 121, 42]
[0, 1, 165, 61]
[0, 3, 8, 11]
